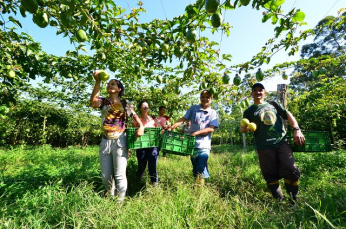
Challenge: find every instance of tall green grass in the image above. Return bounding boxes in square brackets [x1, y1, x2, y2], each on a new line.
[0, 144, 345, 228]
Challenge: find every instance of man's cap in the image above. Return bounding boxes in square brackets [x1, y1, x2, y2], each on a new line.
[252, 83, 265, 90]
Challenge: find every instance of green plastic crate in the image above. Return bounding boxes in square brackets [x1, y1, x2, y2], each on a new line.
[160, 130, 196, 156]
[127, 127, 161, 150]
[287, 131, 332, 152]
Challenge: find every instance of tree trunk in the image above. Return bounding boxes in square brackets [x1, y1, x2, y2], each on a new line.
[230, 127, 233, 147]
[242, 133, 246, 150]
[42, 115, 47, 145]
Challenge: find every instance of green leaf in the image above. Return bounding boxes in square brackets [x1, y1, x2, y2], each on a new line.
[262, 13, 273, 23]
[273, 0, 285, 7]
[292, 11, 305, 22]
[8, 16, 22, 28]
[271, 14, 278, 24]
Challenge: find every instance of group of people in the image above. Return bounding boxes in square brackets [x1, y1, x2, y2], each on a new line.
[90, 70, 305, 207]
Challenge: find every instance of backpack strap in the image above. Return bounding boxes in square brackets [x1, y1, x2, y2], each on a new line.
[269, 101, 288, 120]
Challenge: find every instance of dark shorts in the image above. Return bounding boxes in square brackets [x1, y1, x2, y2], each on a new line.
[257, 142, 301, 183]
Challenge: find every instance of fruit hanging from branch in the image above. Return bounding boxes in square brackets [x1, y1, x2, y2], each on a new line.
[282, 72, 288, 80]
[186, 29, 198, 43]
[21, 0, 38, 14]
[233, 74, 241, 86]
[33, 10, 49, 28]
[222, 73, 230, 84]
[205, 0, 220, 14]
[256, 68, 264, 81]
[211, 12, 222, 28]
[76, 29, 87, 42]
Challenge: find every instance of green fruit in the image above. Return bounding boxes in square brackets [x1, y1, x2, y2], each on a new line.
[109, 65, 116, 72]
[174, 86, 181, 95]
[186, 29, 198, 43]
[318, 68, 326, 75]
[210, 87, 216, 95]
[19, 6, 27, 18]
[174, 46, 184, 58]
[96, 52, 106, 61]
[33, 10, 49, 28]
[222, 74, 230, 84]
[7, 70, 15, 78]
[245, 99, 250, 107]
[312, 70, 319, 78]
[233, 74, 241, 86]
[282, 72, 288, 80]
[99, 70, 109, 81]
[76, 29, 87, 42]
[240, 0, 251, 6]
[36, 0, 45, 6]
[240, 118, 249, 127]
[201, 82, 208, 89]
[241, 101, 246, 108]
[248, 122, 256, 131]
[211, 12, 222, 28]
[161, 43, 169, 53]
[21, 0, 38, 14]
[156, 75, 163, 84]
[256, 68, 264, 81]
[225, 0, 234, 9]
[205, 0, 220, 14]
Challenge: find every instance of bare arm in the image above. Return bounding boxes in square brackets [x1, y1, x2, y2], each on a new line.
[287, 111, 305, 146]
[133, 114, 144, 137]
[90, 70, 102, 108]
[170, 117, 187, 130]
[191, 126, 215, 136]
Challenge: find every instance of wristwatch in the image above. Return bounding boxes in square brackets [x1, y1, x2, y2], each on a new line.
[293, 127, 300, 131]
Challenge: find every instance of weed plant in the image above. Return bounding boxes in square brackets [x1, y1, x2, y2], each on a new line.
[0, 144, 345, 228]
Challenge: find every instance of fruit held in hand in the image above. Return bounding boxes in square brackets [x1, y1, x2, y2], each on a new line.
[248, 122, 257, 132]
[240, 118, 249, 127]
[99, 70, 110, 81]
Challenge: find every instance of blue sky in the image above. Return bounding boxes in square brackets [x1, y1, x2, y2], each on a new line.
[14, 0, 345, 91]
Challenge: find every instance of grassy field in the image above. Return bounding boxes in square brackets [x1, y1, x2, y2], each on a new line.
[0, 144, 345, 228]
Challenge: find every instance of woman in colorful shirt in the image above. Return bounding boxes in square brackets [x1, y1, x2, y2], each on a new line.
[90, 70, 144, 202]
[133, 100, 161, 185]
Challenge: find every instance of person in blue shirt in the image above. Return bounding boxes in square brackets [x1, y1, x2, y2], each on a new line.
[170, 89, 219, 186]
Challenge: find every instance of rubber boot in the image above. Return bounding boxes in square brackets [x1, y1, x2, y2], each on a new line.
[268, 181, 283, 203]
[284, 180, 299, 208]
